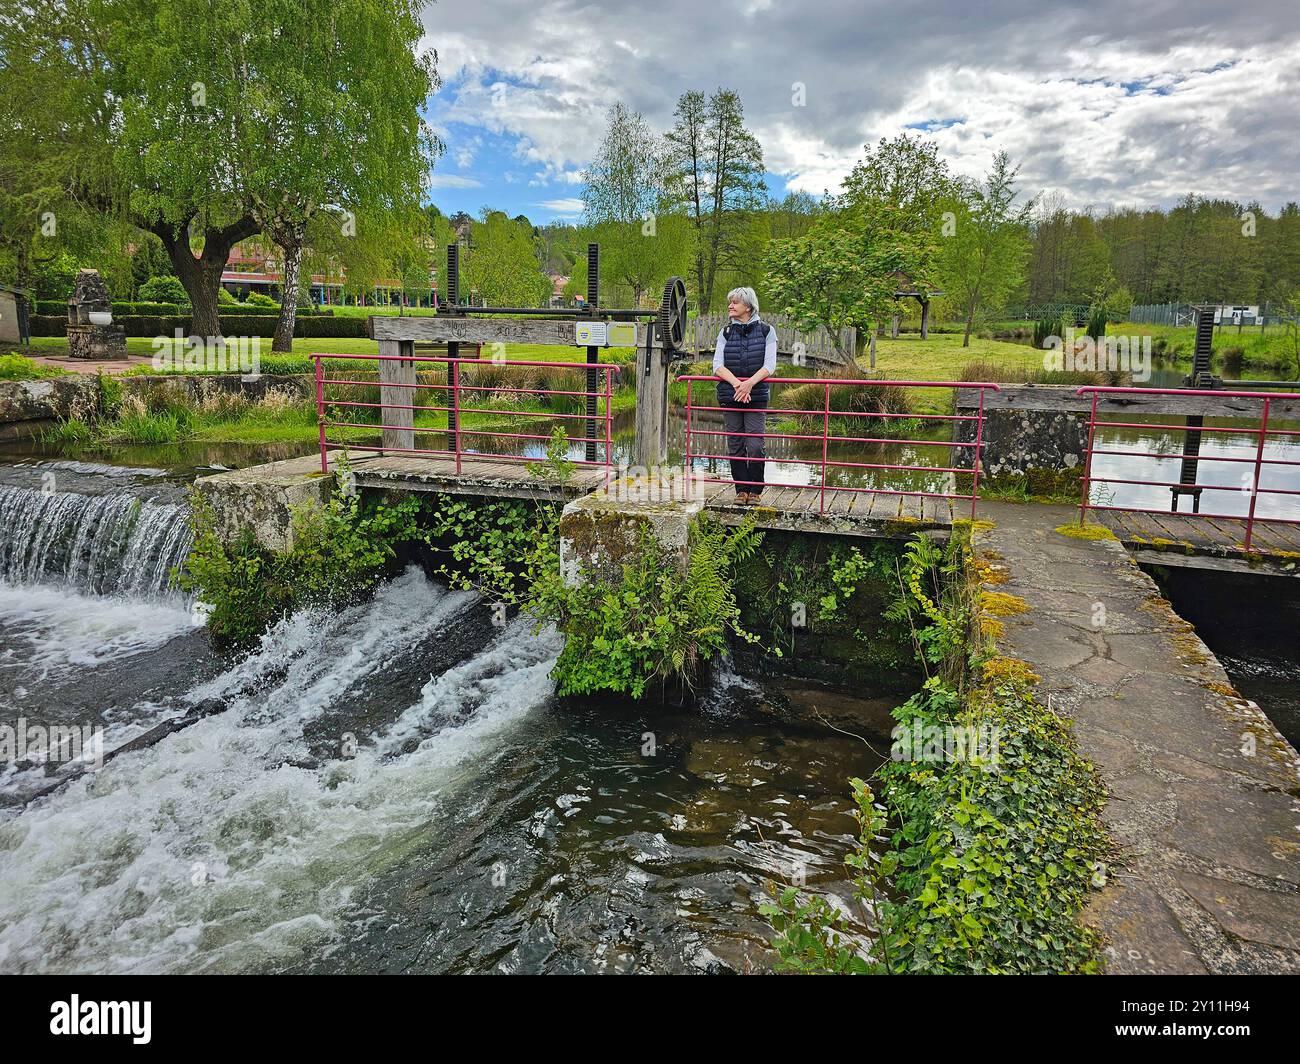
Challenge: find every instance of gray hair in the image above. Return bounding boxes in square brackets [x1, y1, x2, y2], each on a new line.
[727, 286, 759, 317]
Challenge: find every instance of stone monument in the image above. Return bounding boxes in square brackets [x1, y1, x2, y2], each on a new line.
[66, 269, 127, 360]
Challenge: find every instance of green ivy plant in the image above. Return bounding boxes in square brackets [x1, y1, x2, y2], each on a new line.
[762, 531, 1109, 975]
[177, 482, 423, 646]
[529, 515, 763, 698]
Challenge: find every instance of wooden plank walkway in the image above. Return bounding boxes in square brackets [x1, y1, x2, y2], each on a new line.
[694, 482, 955, 538]
[341, 452, 956, 539]
[1096, 508, 1300, 576]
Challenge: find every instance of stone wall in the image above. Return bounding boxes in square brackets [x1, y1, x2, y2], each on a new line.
[0, 377, 101, 440]
[118, 373, 314, 405]
[954, 385, 1089, 478]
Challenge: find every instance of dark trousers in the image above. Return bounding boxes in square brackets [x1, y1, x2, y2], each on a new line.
[722, 403, 768, 491]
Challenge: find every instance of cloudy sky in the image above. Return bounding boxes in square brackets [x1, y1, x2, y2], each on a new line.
[419, 0, 1300, 223]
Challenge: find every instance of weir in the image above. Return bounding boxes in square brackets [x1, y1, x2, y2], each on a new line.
[6, 253, 1299, 977]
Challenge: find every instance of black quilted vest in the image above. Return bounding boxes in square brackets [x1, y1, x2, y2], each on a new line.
[716, 318, 771, 405]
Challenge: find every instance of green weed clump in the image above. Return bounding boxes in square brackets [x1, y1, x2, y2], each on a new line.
[0, 353, 68, 380]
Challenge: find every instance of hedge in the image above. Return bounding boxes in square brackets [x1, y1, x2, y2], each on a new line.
[34, 299, 331, 317]
[28, 313, 364, 339]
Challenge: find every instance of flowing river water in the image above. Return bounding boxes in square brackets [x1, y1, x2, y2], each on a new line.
[0, 452, 894, 974]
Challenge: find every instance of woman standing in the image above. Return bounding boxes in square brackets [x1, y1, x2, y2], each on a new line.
[713, 286, 777, 504]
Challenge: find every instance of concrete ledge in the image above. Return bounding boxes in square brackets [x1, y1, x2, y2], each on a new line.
[194, 451, 340, 552]
[559, 485, 703, 586]
[976, 501, 1300, 973]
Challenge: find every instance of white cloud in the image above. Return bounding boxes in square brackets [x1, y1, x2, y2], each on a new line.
[427, 174, 483, 189]
[420, 1, 1300, 210]
[535, 197, 584, 215]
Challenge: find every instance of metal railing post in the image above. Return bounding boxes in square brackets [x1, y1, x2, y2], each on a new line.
[1244, 398, 1270, 551]
[604, 367, 613, 490]
[1079, 390, 1100, 526]
[683, 379, 694, 501]
[451, 360, 461, 474]
[970, 385, 986, 519]
[820, 382, 830, 515]
[314, 355, 327, 473]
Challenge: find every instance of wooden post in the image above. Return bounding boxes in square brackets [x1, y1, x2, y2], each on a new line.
[869, 332, 877, 369]
[634, 322, 669, 468]
[891, 314, 900, 339]
[920, 299, 930, 340]
[378, 338, 415, 453]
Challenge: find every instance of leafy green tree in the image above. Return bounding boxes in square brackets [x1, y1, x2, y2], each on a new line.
[840, 133, 956, 237]
[664, 89, 766, 311]
[462, 211, 550, 307]
[23, 0, 437, 341]
[227, 0, 440, 348]
[138, 274, 188, 303]
[765, 204, 929, 370]
[0, 0, 124, 305]
[938, 152, 1033, 346]
[87, 0, 264, 337]
[130, 235, 173, 296]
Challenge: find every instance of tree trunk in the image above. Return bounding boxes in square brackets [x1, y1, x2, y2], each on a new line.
[152, 213, 258, 340]
[273, 227, 306, 353]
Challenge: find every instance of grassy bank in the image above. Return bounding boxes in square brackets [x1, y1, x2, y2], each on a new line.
[43, 366, 635, 450]
[1108, 322, 1298, 374]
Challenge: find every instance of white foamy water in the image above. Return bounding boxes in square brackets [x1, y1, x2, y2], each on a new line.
[0, 582, 195, 677]
[0, 568, 561, 974]
[0, 484, 192, 598]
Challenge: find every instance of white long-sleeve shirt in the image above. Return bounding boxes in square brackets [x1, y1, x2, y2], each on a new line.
[713, 316, 777, 376]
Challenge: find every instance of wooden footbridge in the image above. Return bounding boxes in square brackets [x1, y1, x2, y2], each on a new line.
[295, 242, 988, 545]
[332, 450, 960, 540]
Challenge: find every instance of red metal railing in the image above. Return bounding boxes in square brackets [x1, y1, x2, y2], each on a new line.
[312, 351, 620, 483]
[1076, 385, 1300, 551]
[676, 376, 1001, 517]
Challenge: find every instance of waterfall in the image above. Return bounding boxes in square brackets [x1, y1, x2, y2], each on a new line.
[0, 483, 192, 599]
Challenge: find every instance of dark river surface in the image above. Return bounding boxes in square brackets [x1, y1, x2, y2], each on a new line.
[0, 450, 893, 974]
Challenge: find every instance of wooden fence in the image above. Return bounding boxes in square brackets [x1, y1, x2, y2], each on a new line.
[690, 312, 854, 363]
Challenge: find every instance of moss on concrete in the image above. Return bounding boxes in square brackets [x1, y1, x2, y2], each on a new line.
[980, 655, 1043, 685]
[1054, 522, 1117, 542]
[981, 590, 1030, 616]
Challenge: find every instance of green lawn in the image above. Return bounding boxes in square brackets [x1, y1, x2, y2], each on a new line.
[851, 334, 1043, 414]
[1108, 321, 1297, 372]
[22, 334, 639, 372]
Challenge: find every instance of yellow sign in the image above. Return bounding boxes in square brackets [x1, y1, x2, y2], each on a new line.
[607, 322, 637, 347]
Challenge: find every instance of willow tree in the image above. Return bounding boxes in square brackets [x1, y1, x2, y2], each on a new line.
[0, 0, 122, 302]
[66, 0, 437, 341]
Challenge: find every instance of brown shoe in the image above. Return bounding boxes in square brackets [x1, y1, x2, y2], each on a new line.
[735, 491, 752, 505]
